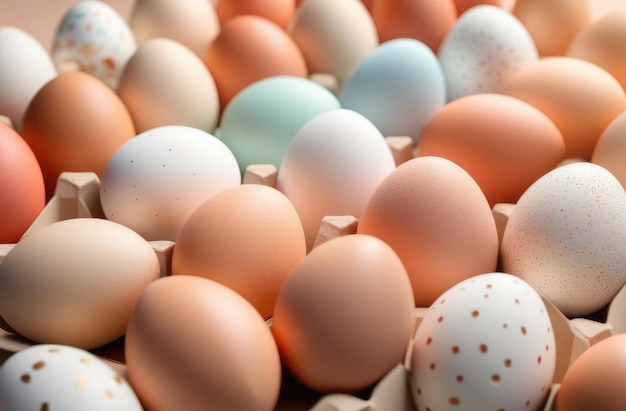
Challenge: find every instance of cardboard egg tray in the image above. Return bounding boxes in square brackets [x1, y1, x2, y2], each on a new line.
[2, 136, 625, 411]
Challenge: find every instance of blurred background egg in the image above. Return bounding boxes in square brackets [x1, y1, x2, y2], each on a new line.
[0, 26, 56, 130]
[172, 184, 306, 320]
[287, 0, 378, 88]
[370, 0, 457, 52]
[272, 234, 415, 393]
[357, 156, 499, 307]
[0, 218, 160, 349]
[592, 111, 626, 188]
[218, 76, 340, 173]
[128, 0, 220, 57]
[501, 56, 626, 160]
[204, 15, 308, 111]
[339, 38, 446, 145]
[501, 162, 626, 317]
[100, 125, 241, 241]
[411, 273, 555, 411]
[117, 38, 220, 134]
[20, 71, 136, 197]
[417, 93, 565, 206]
[125, 275, 281, 411]
[51, 0, 136, 89]
[277, 109, 396, 250]
[453, 0, 504, 15]
[438, 5, 538, 101]
[216, 0, 295, 29]
[0, 124, 45, 243]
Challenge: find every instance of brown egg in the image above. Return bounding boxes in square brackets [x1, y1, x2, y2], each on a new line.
[204, 15, 308, 110]
[513, 0, 591, 56]
[370, 0, 457, 52]
[272, 234, 415, 393]
[568, 11, 626, 92]
[417, 93, 565, 206]
[216, 0, 295, 29]
[555, 333, 626, 410]
[125, 275, 281, 411]
[501, 57, 626, 160]
[453, 0, 503, 15]
[592, 111, 626, 188]
[172, 184, 306, 320]
[0, 123, 45, 243]
[20, 71, 136, 197]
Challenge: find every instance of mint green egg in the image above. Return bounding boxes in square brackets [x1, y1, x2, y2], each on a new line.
[218, 76, 341, 173]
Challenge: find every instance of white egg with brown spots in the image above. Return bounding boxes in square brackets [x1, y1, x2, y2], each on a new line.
[410, 273, 555, 411]
[0, 344, 142, 411]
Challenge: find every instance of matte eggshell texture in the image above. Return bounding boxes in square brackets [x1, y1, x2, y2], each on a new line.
[125, 275, 281, 411]
[357, 156, 499, 307]
[501, 56, 626, 160]
[0, 124, 45, 243]
[411, 273, 555, 411]
[417, 93, 565, 206]
[117, 38, 220, 133]
[501, 162, 626, 317]
[217, 0, 295, 29]
[453, 0, 504, 15]
[272, 234, 415, 393]
[0, 218, 161, 349]
[592, 111, 626, 188]
[172, 184, 307, 320]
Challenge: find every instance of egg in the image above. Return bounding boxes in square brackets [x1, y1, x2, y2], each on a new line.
[116, 38, 220, 134]
[592, 111, 626, 188]
[128, 0, 220, 57]
[0, 218, 160, 349]
[0, 123, 45, 243]
[339, 38, 446, 145]
[438, 4, 539, 101]
[272, 234, 415, 393]
[501, 162, 626, 317]
[501, 56, 626, 160]
[410, 273, 556, 411]
[100, 125, 241, 241]
[453, 0, 504, 15]
[218, 76, 340, 173]
[0, 26, 56, 130]
[357, 156, 499, 307]
[0, 344, 142, 411]
[216, 0, 295, 29]
[555, 333, 626, 410]
[370, 0, 457, 52]
[125, 275, 281, 411]
[277, 109, 396, 250]
[171, 184, 306, 319]
[51, 0, 136, 89]
[20, 71, 136, 198]
[287, 0, 379, 87]
[568, 11, 626, 92]
[417, 93, 565, 206]
[204, 15, 308, 111]
[513, 0, 591, 57]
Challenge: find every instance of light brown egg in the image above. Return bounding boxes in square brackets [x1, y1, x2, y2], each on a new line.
[204, 15, 308, 110]
[417, 93, 565, 206]
[20, 71, 136, 197]
[172, 184, 306, 320]
[453, 0, 503, 15]
[125, 275, 281, 411]
[501, 57, 626, 160]
[592, 111, 626, 188]
[216, 0, 295, 29]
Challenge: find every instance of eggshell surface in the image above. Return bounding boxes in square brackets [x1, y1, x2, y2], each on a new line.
[0, 344, 142, 411]
[592, 111, 626, 188]
[357, 156, 499, 307]
[217, 0, 294, 28]
[272, 234, 415, 393]
[0, 218, 161, 349]
[411, 273, 555, 411]
[501, 162, 626, 317]
[125, 275, 281, 411]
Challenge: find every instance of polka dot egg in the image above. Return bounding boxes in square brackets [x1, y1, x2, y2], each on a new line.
[410, 273, 555, 411]
[0, 344, 142, 411]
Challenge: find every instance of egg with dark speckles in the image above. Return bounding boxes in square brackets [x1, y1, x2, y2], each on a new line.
[501, 162, 626, 317]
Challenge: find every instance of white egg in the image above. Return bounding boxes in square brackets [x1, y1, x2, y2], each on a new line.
[438, 5, 538, 101]
[501, 162, 626, 317]
[100, 125, 241, 241]
[410, 273, 555, 411]
[339, 38, 446, 144]
[0, 344, 142, 411]
[277, 109, 396, 250]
